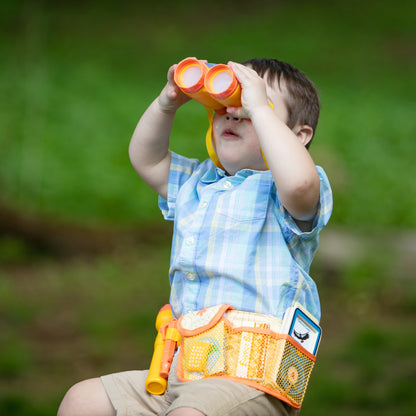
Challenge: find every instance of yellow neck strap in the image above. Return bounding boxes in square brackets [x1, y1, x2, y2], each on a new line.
[205, 107, 225, 170]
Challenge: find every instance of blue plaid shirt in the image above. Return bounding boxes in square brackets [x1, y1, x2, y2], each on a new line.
[159, 152, 332, 321]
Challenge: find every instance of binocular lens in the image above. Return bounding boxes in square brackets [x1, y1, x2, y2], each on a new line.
[181, 66, 203, 88]
[210, 71, 233, 94]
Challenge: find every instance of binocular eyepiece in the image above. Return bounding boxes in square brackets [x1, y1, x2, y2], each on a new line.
[174, 58, 241, 113]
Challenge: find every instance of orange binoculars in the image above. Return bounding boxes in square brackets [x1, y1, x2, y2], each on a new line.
[174, 57, 241, 113]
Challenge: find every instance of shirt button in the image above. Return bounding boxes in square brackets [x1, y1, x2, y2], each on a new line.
[200, 201, 208, 208]
[186, 236, 195, 246]
[186, 273, 196, 281]
[223, 180, 232, 189]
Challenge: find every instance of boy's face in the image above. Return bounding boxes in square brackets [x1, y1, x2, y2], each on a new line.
[212, 78, 289, 175]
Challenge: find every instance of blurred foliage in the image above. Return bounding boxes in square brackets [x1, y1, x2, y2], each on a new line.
[305, 322, 416, 416]
[0, 239, 172, 415]
[0, 232, 415, 415]
[0, 0, 415, 227]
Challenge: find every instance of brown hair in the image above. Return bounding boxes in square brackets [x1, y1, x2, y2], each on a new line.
[242, 58, 321, 148]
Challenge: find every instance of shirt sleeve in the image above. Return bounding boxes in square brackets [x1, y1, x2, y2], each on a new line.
[275, 166, 333, 269]
[158, 151, 201, 221]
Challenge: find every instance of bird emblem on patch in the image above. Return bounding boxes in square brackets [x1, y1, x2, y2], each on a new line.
[293, 330, 310, 343]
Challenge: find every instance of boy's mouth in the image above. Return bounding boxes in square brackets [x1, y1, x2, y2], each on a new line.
[222, 128, 240, 138]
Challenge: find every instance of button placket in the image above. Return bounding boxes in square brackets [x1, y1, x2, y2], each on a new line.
[186, 236, 195, 246]
[223, 180, 232, 189]
[186, 272, 196, 281]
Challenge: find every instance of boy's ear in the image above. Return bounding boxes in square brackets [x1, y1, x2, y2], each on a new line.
[294, 125, 314, 147]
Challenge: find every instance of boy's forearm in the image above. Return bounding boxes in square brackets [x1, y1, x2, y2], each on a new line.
[129, 97, 175, 198]
[226, 61, 320, 220]
[129, 63, 191, 199]
[251, 107, 320, 220]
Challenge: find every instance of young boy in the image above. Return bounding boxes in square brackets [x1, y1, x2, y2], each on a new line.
[58, 58, 332, 416]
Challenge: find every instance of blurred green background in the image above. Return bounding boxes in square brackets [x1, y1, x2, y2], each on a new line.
[1, 0, 415, 415]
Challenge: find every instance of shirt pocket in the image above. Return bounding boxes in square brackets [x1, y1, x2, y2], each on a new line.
[214, 185, 269, 222]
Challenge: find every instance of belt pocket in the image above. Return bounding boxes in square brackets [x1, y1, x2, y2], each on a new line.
[227, 324, 272, 383]
[273, 336, 316, 406]
[177, 304, 231, 381]
[176, 305, 317, 409]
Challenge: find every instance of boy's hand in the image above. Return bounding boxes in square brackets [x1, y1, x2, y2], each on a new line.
[226, 61, 270, 119]
[158, 64, 191, 113]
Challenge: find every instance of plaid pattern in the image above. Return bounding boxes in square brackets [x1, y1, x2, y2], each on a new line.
[159, 152, 332, 321]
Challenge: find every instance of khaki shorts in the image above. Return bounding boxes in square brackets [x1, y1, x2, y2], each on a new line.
[101, 355, 300, 416]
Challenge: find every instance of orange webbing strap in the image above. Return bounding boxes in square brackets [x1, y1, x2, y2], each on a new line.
[159, 320, 181, 378]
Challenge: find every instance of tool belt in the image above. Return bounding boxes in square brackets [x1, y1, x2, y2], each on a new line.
[176, 304, 318, 409]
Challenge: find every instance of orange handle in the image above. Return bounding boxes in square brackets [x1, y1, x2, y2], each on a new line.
[160, 322, 181, 378]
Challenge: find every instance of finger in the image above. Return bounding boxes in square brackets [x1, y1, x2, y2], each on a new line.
[167, 64, 177, 82]
[229, 61, 260, 82]
[227, 106, 249, 119]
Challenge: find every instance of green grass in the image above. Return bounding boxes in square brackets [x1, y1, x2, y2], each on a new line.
[1, 231, 415, 416]
[0, 240, 172, 415]
[304, 322, 416, 416]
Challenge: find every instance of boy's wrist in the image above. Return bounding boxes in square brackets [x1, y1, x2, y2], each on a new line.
[157, 82, 191, 115]
[249, 103, 277, 122]
[157, 94, 179, 115]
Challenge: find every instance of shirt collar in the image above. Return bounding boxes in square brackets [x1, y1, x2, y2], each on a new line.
[200, 160, 266, 184]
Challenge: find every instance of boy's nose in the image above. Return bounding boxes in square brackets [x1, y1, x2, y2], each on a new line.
[225, 114, 241, 122]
